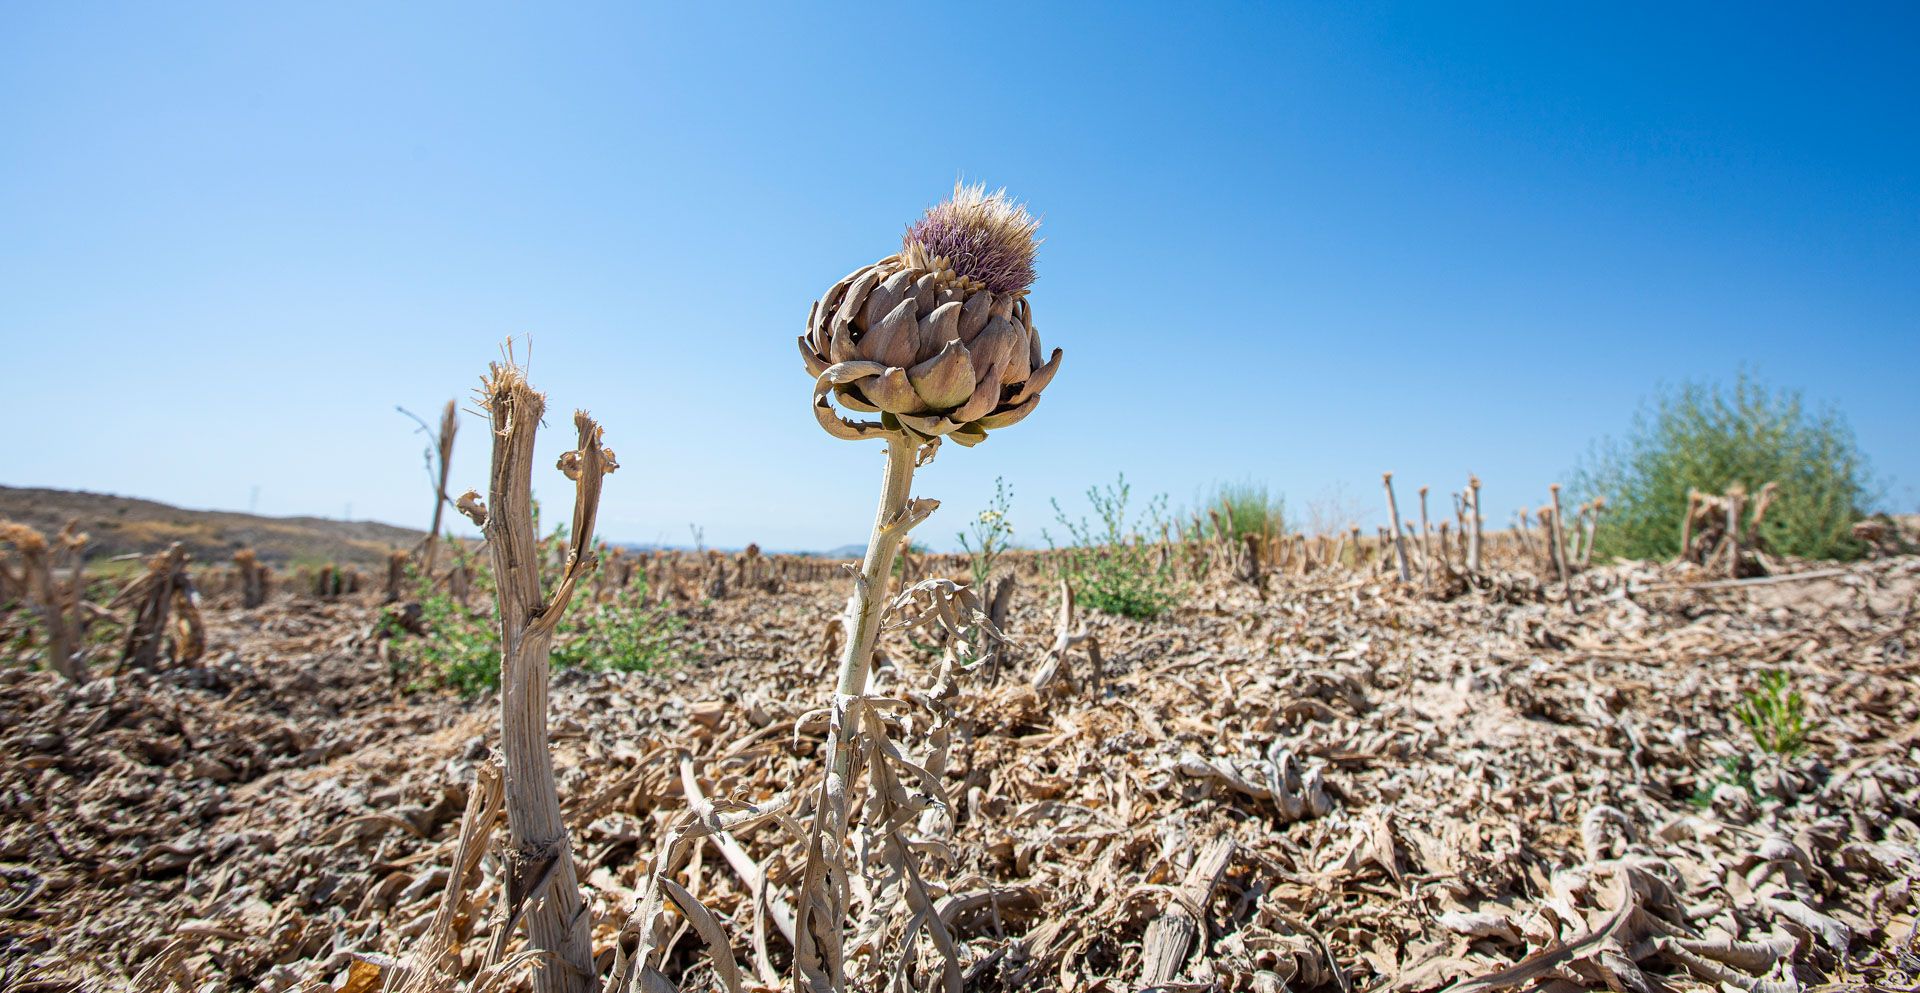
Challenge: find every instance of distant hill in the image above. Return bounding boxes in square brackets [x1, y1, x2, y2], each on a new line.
[0, 486, 425, 569]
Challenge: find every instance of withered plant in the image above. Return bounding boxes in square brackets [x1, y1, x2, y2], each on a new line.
[232, 548, 270, 608]
[110, 542, 204, 671]
[399, 399, 461, 576]
[456, 350, 618, 993]
[1382, 472, 1411, 582]
[0, 520, 91, 682]
[775, 181, 1059, 983]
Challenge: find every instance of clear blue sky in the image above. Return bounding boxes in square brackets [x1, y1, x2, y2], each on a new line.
[3, 4, 1915, 552]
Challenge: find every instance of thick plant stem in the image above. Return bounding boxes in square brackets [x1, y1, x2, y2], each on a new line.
[476, 364, 610, 993]
[834, 434, 920, 700]
[797, 433, 923, 992]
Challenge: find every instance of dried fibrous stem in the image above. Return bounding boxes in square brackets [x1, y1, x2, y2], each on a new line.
[1578, 497, 1605, 568]
[233, 548, 270, 608]
[797, 430, 937, 992]
[1030, 578, 1102, 695]
[1382, 473, 1411, 583]
[110, 542, 203, 671]
[0, 521, 90, 682]
[1466, 475, 1484, 574]
[393, 758, 505, 993]
[1418, 486, 1432, 588]
[419, 399, 461, 575]
[476, 353, 616, 993]
[1548, 483, 1570, 585]
[836, 434, 931, 701]
[1139, 837, 1236, 987]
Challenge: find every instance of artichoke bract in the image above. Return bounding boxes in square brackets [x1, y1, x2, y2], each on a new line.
[801, 183, 1062, 447]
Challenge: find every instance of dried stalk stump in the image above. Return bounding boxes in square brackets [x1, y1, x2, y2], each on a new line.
[469, 354, 617, 993]
[1139, 837, 1235, 987]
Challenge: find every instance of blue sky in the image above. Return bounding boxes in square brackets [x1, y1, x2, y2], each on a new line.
[2, 3, 1915, 552]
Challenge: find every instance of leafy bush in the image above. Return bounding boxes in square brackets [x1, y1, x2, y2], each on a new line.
[1574, 375, 1871, 561]
[1187, 479, 1287, 542]
[1047, 474, 1178, 619]
[382, 560, 499, 691]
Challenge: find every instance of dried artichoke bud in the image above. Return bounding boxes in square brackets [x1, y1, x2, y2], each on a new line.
[801, 183, 1061, 445]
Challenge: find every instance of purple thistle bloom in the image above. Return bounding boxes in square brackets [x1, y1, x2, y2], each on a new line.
[902, 183, 1040, 295]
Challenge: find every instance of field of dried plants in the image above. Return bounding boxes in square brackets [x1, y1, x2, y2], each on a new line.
[2, 510, 1915, 993]
[3, 188, 1915, 993]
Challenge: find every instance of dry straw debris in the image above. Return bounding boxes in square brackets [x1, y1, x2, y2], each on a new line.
[1, 193, 1916, 993]
[1, 541, 1915, 992]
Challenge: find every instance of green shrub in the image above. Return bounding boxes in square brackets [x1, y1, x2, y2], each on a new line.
[1046, 474, 1178, 619]
[550, 581, 690, 675]
[393, 581, 500, 695]
[1187, 479, 1287, 542]
[1574, 375, 1871, 561]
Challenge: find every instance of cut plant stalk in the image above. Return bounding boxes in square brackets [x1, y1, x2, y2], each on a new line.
[0, 521, 91, 682]
[1466, 474, 1484, 575]
[1382, 473, 1411, 583]
[1549, 483, 1571, 585]
[463, 351, 617, 993]
[398, 398, 460, 577]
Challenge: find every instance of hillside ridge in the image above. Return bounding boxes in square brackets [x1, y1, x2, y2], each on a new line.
[0, 485, 425, 568]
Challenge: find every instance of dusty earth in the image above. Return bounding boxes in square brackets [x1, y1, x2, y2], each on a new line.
[2, 555, 1916, 992]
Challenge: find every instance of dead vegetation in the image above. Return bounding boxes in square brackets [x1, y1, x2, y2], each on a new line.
[0, 522, 1913, 991]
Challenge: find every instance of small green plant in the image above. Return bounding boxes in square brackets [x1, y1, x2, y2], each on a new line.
[1687, 755, 1756, 809]
[1735, 670, 1810, 755]
[381, 567, 499, 694]
[384, 540, 690, 694]
[1047, 474, 1178, 619]
[1574, 374, 1872, 561]
[1187, 479, 1287, 543]
[957, 477, 1015, 590]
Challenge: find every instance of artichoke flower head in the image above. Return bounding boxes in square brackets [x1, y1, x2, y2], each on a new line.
[803, 183, 1061, 446]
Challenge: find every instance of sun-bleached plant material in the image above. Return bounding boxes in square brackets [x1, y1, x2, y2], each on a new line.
[232, 548, 270, 608]
[8, 529, 1918, 990]
[463, 350, 618, 993]
[1029, 577, 1102, 695]
[777, 184, 1057, 992]
[1677, 482, 1786, 578]
[110, 542, 203, 671]
[391, 757, 505, 993]
[0, 520, 90, 682]
[1466, 474, 1484, 574]
[399, 399, 461, 576]
[1138, 837, 1237, 988]
[1548, 484, 1571, 585]
[798, 181, 1060, 449]
[385, 549, 409, 604]
[1382, 473, 1411, 583]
